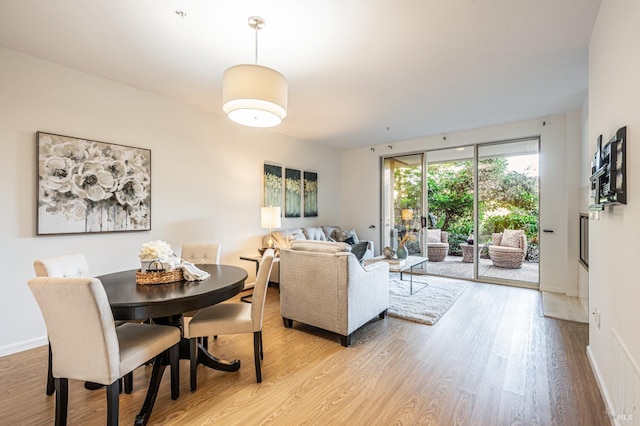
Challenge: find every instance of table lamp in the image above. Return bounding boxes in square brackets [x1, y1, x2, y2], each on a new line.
[261, 206, 281, 248]
[401, 208, 414, 231]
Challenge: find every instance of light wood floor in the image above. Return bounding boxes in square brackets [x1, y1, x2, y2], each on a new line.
[1, 281, 609, 425]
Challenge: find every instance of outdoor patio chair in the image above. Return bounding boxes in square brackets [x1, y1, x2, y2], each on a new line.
[427, 229, 449, 262]
[488, 230, 527, 269]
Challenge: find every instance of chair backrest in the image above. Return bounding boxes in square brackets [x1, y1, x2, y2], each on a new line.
[28, 277, 120, 385]
[181, 242, 221, 264]
[250, 249, 275, 331]
[33, 253, 90, 277]
[492, 231, 527, 250]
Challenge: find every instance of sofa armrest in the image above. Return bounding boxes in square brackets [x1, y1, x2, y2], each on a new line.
[360, 240, 375, 260]
[346, 256, 389, 331]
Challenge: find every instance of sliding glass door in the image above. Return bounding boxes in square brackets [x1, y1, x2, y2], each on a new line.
[477, 140, 539, 285]
[381, 154, 425, 261]
[381, 138, 539, 286]
[425, 147, 474, 279]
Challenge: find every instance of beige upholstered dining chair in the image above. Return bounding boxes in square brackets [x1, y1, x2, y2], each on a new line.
[33, 253, 92, 395]
[184, 249, 275, 389]
[180, 243, 222, 339]
[28, 276, 181, 426]
[180, 242, 221, 264]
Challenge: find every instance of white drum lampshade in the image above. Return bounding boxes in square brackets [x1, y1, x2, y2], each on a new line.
[223, 64, 288, 128]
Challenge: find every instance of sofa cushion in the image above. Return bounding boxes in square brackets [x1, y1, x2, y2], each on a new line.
[332, 228, 359, 244]
[271, 228, 306, 249]
[500, 229, 523, 248]
[426, 229, 442, 243]
[290, 240, 351, 253]
[302, 226, 327, 241]
[322, 226, 342, 239]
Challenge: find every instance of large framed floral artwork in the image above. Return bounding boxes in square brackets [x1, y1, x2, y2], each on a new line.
[36, 132, 151, 235]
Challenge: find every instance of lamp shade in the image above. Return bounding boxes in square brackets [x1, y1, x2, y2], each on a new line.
[261, 206, 281, 229]
[401, 208, 414, 221]
[223, 64, 288, 128]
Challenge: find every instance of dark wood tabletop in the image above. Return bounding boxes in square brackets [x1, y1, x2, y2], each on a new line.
[98, 264, 248, 321]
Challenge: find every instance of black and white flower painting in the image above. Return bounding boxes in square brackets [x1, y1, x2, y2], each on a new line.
[37, 132, 151, 234]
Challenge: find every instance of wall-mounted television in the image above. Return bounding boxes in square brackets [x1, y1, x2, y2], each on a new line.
[590, 126, 627, 210]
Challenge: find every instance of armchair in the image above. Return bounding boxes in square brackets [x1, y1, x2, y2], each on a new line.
[488, 230, 527, 269]
[279, 241, 389, 347]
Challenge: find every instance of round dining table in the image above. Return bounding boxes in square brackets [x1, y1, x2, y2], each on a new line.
[97, 264, 248, 426]
[100, 264, 247, 321]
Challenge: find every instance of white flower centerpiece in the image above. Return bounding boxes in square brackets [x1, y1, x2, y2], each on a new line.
[139, 240, 179, 272]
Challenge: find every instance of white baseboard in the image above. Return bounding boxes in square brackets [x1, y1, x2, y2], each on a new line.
[540, 285, 566, 294]
[0, 336, 47, 357]
[587, 345, 616, 425]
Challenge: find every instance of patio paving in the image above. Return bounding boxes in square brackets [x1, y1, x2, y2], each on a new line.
[417, 255, 539, 284]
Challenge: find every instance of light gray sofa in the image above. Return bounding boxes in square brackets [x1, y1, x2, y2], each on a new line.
[279, 240, 389, 347]
[263, 225, 374, 284]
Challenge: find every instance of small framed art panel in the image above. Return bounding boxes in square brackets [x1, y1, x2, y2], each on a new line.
[36, 132, 151, 235]
[263, 163, 283, 210]
[285, 168, 301, 218]
[304, 171, 318, 217]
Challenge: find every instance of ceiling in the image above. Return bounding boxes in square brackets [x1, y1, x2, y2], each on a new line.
[0, 0, 601, 150]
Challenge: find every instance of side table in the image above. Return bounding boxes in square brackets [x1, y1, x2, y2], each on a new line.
[460, 243, 474, 263]
[239, 254, 280, 303]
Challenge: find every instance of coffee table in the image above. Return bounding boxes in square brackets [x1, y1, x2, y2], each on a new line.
[364, 255, 428, 295]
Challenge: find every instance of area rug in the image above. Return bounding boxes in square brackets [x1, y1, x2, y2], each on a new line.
[542, 291, 588, 323]
[388, 273, 469, 325]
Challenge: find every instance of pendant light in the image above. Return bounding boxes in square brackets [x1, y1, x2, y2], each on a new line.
[222, 16, 288, 128]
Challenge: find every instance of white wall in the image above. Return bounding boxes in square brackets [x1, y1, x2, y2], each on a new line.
[341, 112, 583, 295]
[578, 96, 590, 314]
[588, 0, 640, 414]
[0, 47, 342, 356]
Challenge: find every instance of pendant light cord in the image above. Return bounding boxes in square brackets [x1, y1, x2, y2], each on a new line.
[254, 25, 259, 65]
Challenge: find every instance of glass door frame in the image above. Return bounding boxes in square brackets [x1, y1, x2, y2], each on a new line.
[379, 151, 427, 261]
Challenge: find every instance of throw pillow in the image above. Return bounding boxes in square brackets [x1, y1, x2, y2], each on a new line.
[287, 232, 306, 244]
[343, 236, 355, 245]
[332, 229, 359, 243]
[426, 229, 442, 243]
[500, 229, 523, 248]
[350, 242, 368, 261]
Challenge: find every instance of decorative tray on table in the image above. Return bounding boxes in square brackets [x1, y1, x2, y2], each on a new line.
[135, 261, 183, 285]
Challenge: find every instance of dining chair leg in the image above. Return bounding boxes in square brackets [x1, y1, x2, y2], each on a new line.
[106, 381, 119, 426]
[253, 331, 262, 383]
[169, 344, 179, 400]
[46, 343, 55, 395]
[259, 330, 264, 360]
[54, 378, 68, 426]
[189, 338, 197, 391]
[124, 372, 133, 394]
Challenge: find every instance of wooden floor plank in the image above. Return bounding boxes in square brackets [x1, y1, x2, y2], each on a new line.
[0, 281, 610, 425]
